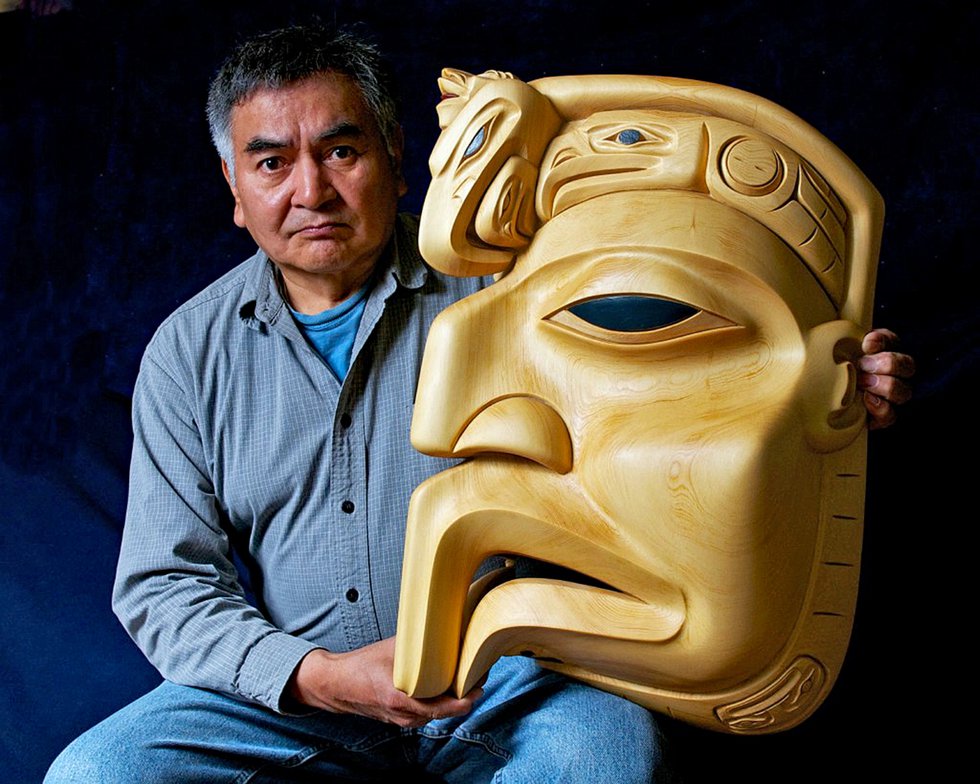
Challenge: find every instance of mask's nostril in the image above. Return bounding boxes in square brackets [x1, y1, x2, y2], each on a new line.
[453, 396, 573, 474]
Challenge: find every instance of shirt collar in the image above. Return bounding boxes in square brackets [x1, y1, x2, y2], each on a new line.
[238, 213, 428, 331]
[389, 213, 428, 291]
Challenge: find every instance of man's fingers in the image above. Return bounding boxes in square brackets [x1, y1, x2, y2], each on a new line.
[420, 689, 482, 719]
[388, 687, 481, 727]
[857, 371, 913, 405]
[861, 327, 900, 355]
[856, 330, 915, 431]
[858, 351, 916, 379]
[864, 392, 897, 430]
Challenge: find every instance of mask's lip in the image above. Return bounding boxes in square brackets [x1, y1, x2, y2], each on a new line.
[437, 68, 470, 97]
[394, 456, 687, 699]
[435, 69, 473, 130]
[452, 549, 687, 697]
[460, 547, 685, 632]
[463, 556, 622, 620]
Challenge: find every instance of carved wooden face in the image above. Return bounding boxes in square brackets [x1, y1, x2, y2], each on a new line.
[395, 72, 879, 734]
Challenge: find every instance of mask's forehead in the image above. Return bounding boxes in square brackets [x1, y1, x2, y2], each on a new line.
[513, 189, 838, 333]
[537, 110, 709, 221]
[536, 108, 849, 314]
[529, 73, 882, 327]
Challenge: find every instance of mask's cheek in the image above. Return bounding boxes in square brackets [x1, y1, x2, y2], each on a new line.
[575, 377, 823, 687]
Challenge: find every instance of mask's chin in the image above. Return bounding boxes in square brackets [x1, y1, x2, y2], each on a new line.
[394, 427, 866, 734]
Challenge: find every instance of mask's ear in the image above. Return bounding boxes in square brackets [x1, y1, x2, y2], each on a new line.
[801, 320, 867, 452]
[221, 159, 246, 229]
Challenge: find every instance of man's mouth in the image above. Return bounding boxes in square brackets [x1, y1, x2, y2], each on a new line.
[291, 222, 349, 238]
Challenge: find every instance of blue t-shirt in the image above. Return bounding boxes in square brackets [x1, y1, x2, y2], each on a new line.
[290, 283, 370, 380]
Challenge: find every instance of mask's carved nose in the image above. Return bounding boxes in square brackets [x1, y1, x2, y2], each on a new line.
[452, 396, 573, 474]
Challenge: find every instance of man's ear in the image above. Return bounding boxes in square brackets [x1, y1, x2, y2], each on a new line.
[801, 320, 867, 452]
[391, 126, 408, 198]
[221, 159, 247, 228]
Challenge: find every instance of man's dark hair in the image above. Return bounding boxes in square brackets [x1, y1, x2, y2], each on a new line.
[206, 24, 400, 182]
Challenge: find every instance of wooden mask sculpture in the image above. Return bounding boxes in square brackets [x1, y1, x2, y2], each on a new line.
[393, 70, 883, 734]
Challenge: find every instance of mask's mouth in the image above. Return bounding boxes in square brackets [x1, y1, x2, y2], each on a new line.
[437, 69, 468, 102]
[460, 556, 622, 651]
[435, 68, 516, 130]
[434, 69, 473, 130]
[452, 547, 686, 697]
[393, 459, 687, 702]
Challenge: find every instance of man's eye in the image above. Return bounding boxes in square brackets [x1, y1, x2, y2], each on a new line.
[329, 146, 357, 161]
[547, 294, 736, 345]
[259, 157, 286, 172]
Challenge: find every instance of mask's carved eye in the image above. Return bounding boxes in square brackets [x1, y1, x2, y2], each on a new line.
[569, 295, 695, 331]
[548, 294, 737, 345]
[616, 129, 644, 145]
[589, 122, 674, 154]
[462, 124, 488, 159]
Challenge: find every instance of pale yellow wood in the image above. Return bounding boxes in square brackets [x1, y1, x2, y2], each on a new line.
[418, 69, 562, 278]
[450, 396, 573, 474]
[394, 70, 881, 734]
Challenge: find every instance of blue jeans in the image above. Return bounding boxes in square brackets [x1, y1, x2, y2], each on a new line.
[45, 655, 670, 783]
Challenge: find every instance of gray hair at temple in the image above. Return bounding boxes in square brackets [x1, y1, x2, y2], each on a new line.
[206, 24, 401, 184]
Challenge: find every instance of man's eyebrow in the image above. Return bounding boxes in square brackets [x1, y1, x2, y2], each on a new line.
[316, 121, 365, 143]
[242, 123, 365, 155]
[244, 137, 287, 154]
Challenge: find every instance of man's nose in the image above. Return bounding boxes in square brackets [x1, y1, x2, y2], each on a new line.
[292, 155, 337, 209]
[411, 308, 573, 474]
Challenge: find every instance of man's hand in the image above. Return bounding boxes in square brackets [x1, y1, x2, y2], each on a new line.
[287, 637, 480, 727]
[858, 328, 915, 430]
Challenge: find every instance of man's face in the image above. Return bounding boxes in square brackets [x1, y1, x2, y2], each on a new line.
[223, 73, 405, 293]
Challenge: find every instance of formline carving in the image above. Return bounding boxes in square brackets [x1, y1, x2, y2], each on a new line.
[394, 69, 882, 734]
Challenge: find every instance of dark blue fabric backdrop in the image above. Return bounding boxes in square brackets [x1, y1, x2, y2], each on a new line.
[2, 1, 974, 780]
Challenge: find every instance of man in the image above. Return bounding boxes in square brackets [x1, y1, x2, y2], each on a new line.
[46, 23, 913, 783]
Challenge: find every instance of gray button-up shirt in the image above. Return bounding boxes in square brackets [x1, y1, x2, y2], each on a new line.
[113, 215, 483, 711]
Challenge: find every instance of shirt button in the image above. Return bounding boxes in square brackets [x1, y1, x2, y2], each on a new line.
[345, 588, 359, 602]
[340, 412, 352, 429]
[341, 500, 355, 514]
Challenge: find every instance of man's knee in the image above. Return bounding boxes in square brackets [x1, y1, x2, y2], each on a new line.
[44, 725, 130, 784]
[499, 674, 669, 782]
[560, 690, 666, 781]
[43, 683, 210, 784]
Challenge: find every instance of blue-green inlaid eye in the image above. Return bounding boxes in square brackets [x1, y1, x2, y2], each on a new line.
[569, 296, 697, 332]
[616, 129, 643, 145]
[463, 126, 486, 158]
